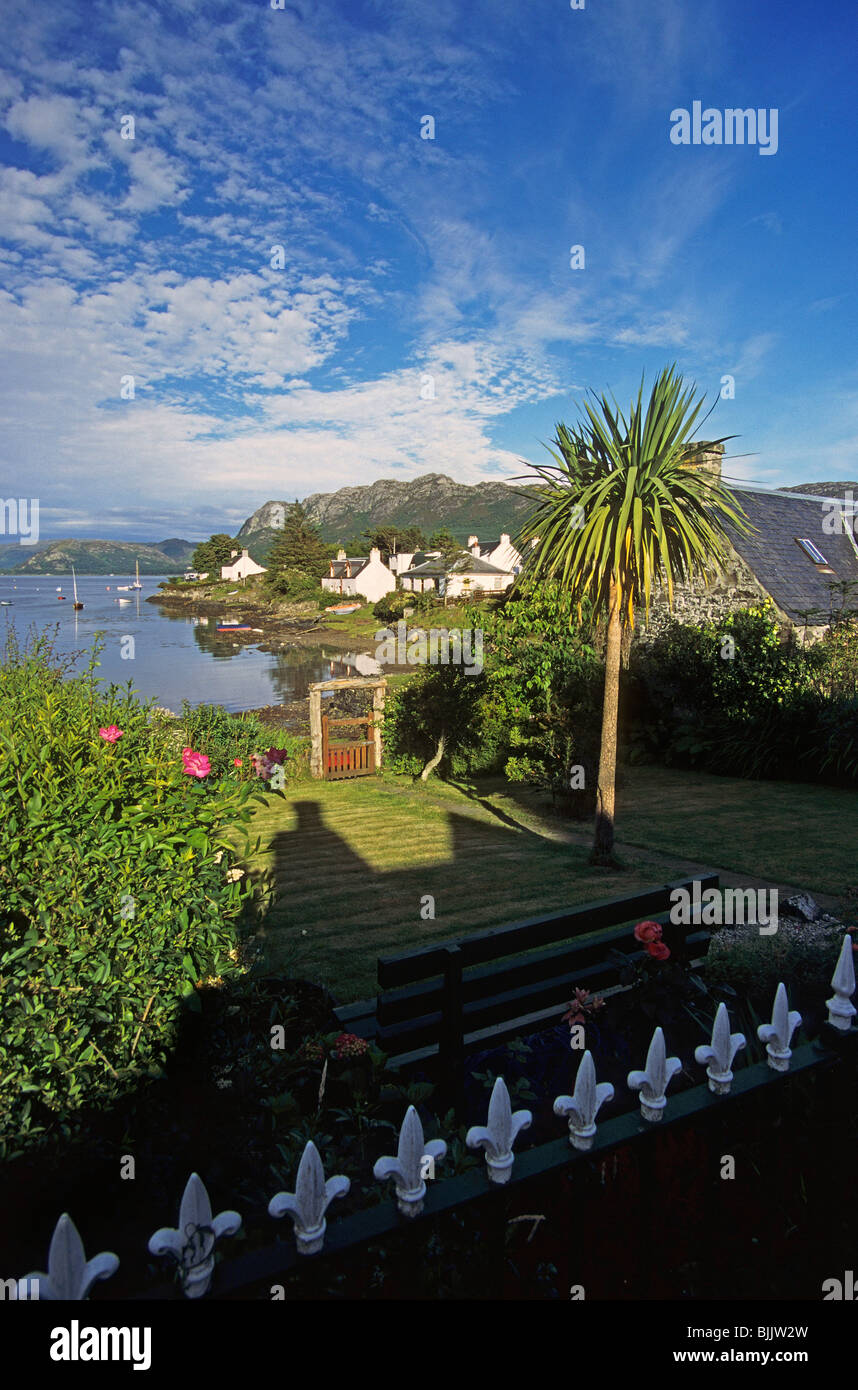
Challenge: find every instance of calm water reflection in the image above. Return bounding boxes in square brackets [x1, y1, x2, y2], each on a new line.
[0, 573, 375, 712]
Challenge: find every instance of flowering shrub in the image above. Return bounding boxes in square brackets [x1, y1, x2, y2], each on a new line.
[0, 629, 267, 1159]
[176, 699, 304, 780]
[297, 1032, 371, 1063]
[332, 1032, 370, 1060]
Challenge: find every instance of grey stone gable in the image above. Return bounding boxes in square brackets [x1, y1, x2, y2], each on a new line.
[723, 488, 858, 621]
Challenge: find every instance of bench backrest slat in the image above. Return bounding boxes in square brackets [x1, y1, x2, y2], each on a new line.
[377, 874, 717, 989]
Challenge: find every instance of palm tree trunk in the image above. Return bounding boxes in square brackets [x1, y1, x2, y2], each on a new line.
[592, 579, 622, 866]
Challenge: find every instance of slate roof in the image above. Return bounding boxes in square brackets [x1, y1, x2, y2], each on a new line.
[724, 488, 858, 622]
[327, 556, 369, 578]
[402, 555, 511, 578]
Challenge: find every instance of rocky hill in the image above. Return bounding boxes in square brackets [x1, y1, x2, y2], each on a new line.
[781, 482, 858, 499]
[9, 538, 195, 575]
[238, 473, 539, 547]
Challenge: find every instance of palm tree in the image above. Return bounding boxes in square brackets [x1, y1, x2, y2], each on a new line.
[518, 365, 750, 865]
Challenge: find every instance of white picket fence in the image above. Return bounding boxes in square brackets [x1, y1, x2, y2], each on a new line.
[14, 937, 856, 1300]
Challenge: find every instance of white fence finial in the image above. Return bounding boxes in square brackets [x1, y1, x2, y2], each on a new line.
[373, 1105, 446, 1216]
[695, 1002, 746, 1094]
[22, 1213, 118, 1300]
[628, 1026, 681, 1121]
[554, 1050, 614, 1150]
[466, 1076, 531, 1181]
[149, 1173, 241, 1296]
[757, 983, 802, 1071]
[826, 935, 856, 1032]
[268, 1141, 350, 1254]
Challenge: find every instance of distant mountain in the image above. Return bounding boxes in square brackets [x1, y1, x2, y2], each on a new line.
[781, 482, 858, 499]
[0, 539, 53, 570]
[238, 473, 539, 550]
[10, 538, 196, 575]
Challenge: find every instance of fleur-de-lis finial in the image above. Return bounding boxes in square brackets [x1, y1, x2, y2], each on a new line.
[554, 1051, 614, 1150]
[373, 1105, 446, 1216]
[466, 1076, 531, 1181]
[694, 1002, 746, 1094]
[269, 1141, 350, 1254]
[22, 1214, 118, 1300]
[757, 982, 802, 1071]
[826, 935, 856, 1032]
[149, 1173, 241, 1297]
[627, 1026, 681, 1121]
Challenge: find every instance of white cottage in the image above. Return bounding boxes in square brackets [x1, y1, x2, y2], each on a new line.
[321, 547, 396, 604]
[466, 533, 524, 574]
[220, 548, 268, 582]
[399, 552, 515, 598]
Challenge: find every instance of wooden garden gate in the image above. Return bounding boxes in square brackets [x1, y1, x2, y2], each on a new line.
[322, 713, 376, 779]
[309, 676, 386, 780]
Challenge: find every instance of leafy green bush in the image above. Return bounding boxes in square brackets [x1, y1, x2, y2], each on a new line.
[265, 568, 326, 604]
[372, 590, 439, 624]
[382, 664, 487, 777]
[0, 629, 266, 1159]
[632, 601, 858, 784]
[380, 582, 604, 787]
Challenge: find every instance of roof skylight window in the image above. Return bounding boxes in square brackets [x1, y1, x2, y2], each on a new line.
[796, 537, 828, 564]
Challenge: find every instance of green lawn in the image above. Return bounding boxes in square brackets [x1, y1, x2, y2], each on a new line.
[242, 763, 857, 1005]
[243, 772, 691, 1003]
[615, 764, 858, 899]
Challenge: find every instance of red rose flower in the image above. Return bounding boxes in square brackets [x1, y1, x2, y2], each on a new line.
[647, 941, 671, 961]
[634, 920, 662, 944]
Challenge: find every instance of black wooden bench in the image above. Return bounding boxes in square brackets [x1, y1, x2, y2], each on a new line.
[335, 873, 718, 1105]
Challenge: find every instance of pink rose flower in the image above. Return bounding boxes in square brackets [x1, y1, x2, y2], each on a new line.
[181, 746, 211, 778]
[99, 726, 123, 743]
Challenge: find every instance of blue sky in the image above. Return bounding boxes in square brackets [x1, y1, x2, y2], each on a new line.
[1, 0, 856, 542]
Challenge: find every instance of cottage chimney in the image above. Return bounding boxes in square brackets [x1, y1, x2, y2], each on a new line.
[369, 547, 381, 563]
[337, 548, 347, 561]
[230, 549, 238, 559]
[685, 441, 724, 483]
[241, 549, 249, 558]
[467, 535, 478, 548]
[499, 533, 510, 546]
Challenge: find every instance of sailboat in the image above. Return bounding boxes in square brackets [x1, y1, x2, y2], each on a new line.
[72, 565, 83, 610]
[130, 559, 142, 591]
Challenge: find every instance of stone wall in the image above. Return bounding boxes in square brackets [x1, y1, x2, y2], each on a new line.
[633, 548, 785, 646]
